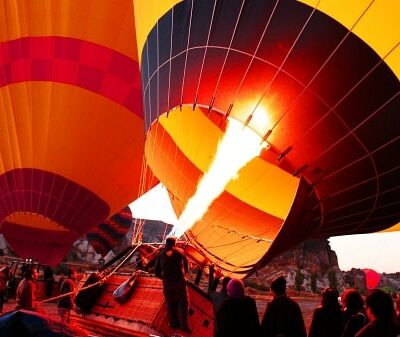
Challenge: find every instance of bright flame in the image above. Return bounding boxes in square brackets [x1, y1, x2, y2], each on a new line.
[248, 105, 271, 134]
[171, 118, 268, 238]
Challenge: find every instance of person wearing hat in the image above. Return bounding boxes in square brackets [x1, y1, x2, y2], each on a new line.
[261, 275, 306, 337]
[154, 236, 191, 333]
[215, 278, 261, 337]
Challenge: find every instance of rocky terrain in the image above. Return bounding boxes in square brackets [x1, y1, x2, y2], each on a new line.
[246, 239, 400, 293]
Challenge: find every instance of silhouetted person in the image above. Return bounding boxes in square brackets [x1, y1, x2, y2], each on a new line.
[355, 289, 400, 337]
[15, 267, 39, 311]
[261, 275, 306, 337]
[0, 266, 10, 312]
[308, 287, 343, 337]
[154, 237, 191, 333]
[43, 265, 54, 298]
[341, 288, 368, 337]
[134, 254, 144, 271]
[209, 275, 231, 337]
[57, 268, 78, 323]
[215, 278, 261, 337]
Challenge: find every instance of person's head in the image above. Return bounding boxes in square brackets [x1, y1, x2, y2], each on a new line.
[321, 288, 340, 308]
[67, 268, 78, 280]
[270, 276, 286, 296]
[365, 289, 395, 321]
[165, 236, 177, 248]
[342, 288, 364, 313]
[221, 276, 232, 292]
[226, 278, 244, 298]
[24, 267, 38, 280]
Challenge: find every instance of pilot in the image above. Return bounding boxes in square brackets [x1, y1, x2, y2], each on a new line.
[154, 237, 191, 333]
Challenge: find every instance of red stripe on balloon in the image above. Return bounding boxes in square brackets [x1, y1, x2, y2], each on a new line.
[0, 36, 143, 117]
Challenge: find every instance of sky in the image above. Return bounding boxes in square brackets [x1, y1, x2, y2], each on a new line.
[329, 232, 400, 274]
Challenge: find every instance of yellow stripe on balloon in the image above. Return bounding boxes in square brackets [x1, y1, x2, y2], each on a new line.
[0, 82, 145, 215]
[381, 222, 400, 233]
[133, 0, 182, 63]
[0, 0, 138, 59]
[299, 0, 400, 79]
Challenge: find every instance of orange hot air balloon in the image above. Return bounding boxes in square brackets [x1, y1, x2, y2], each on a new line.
[133, 0, 400, 277]
[0, 0, 152, 265]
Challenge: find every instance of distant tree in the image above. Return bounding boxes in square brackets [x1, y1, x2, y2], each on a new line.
[311, 272, 317, 293]
[295, 269, 304, 294]
[328, 269, 338, 289]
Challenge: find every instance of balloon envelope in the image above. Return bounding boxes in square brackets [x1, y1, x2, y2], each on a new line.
[0, 0, 150, 265]
[364, 268, 381, 290]
[134, 0, 400, 277]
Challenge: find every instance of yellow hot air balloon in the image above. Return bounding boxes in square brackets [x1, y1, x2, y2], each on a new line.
[133, 0, 400, 277]
[0, 0, 150, 265]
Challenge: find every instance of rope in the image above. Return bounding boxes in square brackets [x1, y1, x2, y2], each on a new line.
[40, 244, 142, 304]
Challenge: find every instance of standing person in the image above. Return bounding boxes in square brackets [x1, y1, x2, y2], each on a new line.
[356, 289, 400, 337]
[154, 236, 191, 333]
[15, 267, 39, 311]
[0, 266, 9, 313]
[261, 275, 306, 337]
[215, 278, 261, 337]
[57, 268, 78, 323]
[308, 287, 343, 337]
[341, 288, 368, 337]
[209, 275, 231, 337]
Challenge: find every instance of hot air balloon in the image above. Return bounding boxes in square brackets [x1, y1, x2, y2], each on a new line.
[132, 0, 400, 278]
[0, 0, 152, 265]
[363, 268, 381, 290]
[86, 207, 133, 257]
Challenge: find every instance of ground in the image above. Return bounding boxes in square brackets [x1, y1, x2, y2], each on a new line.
[2, 294, 320, 335]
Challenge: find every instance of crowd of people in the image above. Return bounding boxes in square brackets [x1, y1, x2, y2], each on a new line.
[1, 239, 400, 337]
[208, 275, 400, 337]
[149, 236, 400, 337]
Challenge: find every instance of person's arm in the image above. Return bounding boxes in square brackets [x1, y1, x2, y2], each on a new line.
[183, 254, 188, 275]
[154, 252, 162, 278]
[26, 281, 35, 310]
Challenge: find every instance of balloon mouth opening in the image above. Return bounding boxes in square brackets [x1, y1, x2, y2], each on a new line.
[146, 105, 273, 237]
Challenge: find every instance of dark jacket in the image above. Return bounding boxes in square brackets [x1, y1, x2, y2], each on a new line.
[57, 278, 75, 309]
[355, 318, 400, 337]
[342, 311, 368, 337]
[308, 305, 343, 337]
[154, 246, 188, 282]
[261, 295, 306, 337]
[16, 278, 37, 311]
[216, 295, 261, 337]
